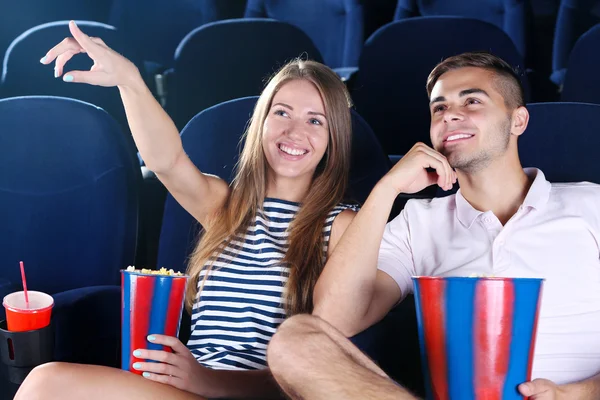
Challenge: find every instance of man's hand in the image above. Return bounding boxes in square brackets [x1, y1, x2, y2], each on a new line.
[380, 142, 457, 195]
[519, 379, 569, 399]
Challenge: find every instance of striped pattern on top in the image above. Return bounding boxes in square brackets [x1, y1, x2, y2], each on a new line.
[187, 198, 357, 370]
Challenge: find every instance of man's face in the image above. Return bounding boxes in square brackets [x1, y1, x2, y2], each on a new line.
[429, 67, 514, 173]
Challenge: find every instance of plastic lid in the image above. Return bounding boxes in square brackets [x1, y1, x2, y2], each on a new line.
[3, 291, 54, 312]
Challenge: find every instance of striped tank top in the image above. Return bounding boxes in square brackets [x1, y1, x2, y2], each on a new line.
[186, 198, 357, 370]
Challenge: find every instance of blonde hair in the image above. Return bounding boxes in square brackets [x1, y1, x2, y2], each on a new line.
[185, 59, 353, 316]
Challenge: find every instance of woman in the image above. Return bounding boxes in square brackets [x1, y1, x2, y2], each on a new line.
[16, 21, 358, 400]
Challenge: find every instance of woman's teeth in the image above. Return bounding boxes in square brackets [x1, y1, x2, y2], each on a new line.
[279, 144, 307, 156]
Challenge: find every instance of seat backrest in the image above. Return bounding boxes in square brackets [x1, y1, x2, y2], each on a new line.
[157, 96, 389, 271]
[519, 102, 600, 183]
[167, 18, 323, 129]
[551, 0, 600, 84]
[244, 0, 364, 69]
[0, 96, 141, 294]
[561, 24, 600, 104]
[354, 16, 527, 157]
[0, 0, 113, 68]
[394, 0, 530, 58]
[1, 21, 140, 138]
[108, 0, 240, 68]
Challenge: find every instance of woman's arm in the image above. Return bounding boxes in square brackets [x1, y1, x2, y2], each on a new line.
[43, 21, 229, 227]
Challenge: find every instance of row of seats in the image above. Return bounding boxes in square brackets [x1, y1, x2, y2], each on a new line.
[2, 17, 599, 157]
[2, 0, 597, 85]
[2, 96, 598, 297]
[0, 95, 388, 299]
[1, 96, 599, 397]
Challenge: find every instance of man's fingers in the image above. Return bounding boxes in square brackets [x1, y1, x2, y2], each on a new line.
[415, 146, 453, 190]
[518, 379, 554, 396]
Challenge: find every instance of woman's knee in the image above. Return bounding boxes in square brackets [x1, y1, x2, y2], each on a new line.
[14, 362, 69, 399]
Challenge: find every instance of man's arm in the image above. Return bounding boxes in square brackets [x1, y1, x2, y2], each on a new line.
[313, 143, 457, 336]
[313, 182, 404, 336]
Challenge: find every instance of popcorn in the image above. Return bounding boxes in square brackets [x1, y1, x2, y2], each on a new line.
[126, 266, 183, 276]
[468, 273, 496, 278]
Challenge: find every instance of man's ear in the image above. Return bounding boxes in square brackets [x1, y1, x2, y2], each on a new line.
[511, 106, 529, 137]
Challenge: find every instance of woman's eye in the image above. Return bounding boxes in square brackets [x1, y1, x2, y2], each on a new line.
[274, 109, 288, 117]
[309, 118, 322, 126]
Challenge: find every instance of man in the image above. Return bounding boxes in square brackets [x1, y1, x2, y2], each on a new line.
[266, 52, 600, 399]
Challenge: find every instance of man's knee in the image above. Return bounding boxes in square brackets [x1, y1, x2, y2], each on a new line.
[268, 314, 325, 375]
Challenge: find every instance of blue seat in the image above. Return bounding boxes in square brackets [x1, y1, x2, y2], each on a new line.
[551, 0, 600, 85]
[561, 24, 600, 104]
[157, 95, 389, 273]
[166, 19, 324, 129]
[0, 96, 140, 295]
[353, 16, 528, 157]
[1, 21, 141, 141]
[108, 0, 241, 70]
[244, 0, 364, 74]
[0, 0, 113, 73]
[520, 102, 600, 182]
[0, 96, 140, 368]
[394, 0, 530, 59]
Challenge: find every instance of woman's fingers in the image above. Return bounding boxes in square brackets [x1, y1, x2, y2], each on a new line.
[41, 37, 84, 65]
[68, 21, 103, 59]
[140, 371, 184, 389]
[60, 70, 108, 86]
[132, 361, 179, 376]
[133, 348, 180, 365]
[90, 37, 108, 48]
[147, 335, 190, 355]
[54, 51, 79, 77]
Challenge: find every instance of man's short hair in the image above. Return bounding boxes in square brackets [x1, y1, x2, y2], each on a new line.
[426, 51, 525, 110]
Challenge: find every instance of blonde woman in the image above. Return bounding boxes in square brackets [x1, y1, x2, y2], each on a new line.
[16, 21, 358, 400]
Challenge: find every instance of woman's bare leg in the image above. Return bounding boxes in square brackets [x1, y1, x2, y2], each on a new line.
[15, 362, 205, 400]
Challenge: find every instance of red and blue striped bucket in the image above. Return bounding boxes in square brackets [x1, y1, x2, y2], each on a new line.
[121, 270, 189, 374]
[412, 277, 543, 400]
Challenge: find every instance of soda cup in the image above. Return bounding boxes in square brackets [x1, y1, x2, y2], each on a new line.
[121, 269, 188, 374]
[3, 291, 53, 332]
[412, 277, 544, 400]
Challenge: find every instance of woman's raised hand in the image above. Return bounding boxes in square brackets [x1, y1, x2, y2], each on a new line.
[40, 20, 139, 88]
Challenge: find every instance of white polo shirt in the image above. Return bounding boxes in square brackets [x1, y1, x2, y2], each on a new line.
[378, 168, 600, 384]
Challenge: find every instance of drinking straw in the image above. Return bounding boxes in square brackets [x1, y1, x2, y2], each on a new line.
[19, 261, 29, 305]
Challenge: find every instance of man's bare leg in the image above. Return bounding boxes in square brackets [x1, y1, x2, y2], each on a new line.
[267, 314, 419, 400]
[14, 362, 205, 400]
